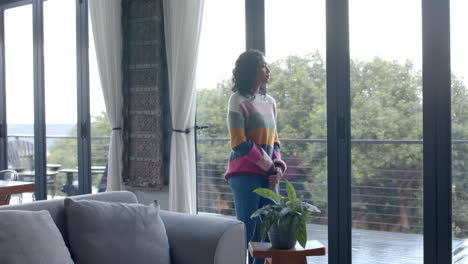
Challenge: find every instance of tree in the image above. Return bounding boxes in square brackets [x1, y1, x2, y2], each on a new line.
[48, 112, 111, 168]
[451, 74, 468, 238]
[47, 112, 111, 194]
[196, 52, 467, 237]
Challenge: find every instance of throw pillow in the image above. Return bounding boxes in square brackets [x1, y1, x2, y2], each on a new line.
[0, 210, 74, 264]
[64, 198, 170, 264]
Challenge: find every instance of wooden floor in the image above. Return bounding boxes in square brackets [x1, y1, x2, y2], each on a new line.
[307, 224, 465, 264]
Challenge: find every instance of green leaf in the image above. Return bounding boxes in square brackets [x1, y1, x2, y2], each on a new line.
[295, 216, 307, 248]
[253, 188, 282, 204]
[250, 207, 267, 219]
[304, 203, 321, 213]
[260, 214, 276, 240]
[285, 180, 297, 202]
[250, 204, 280, 219]
[278, 214, 294, 231]
[278, 207, 291, 217]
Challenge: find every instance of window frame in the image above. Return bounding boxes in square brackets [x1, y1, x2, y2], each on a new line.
[422, 0, 452, 263]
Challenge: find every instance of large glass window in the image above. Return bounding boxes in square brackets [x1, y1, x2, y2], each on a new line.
[450, 0, 468, 261]
[193, 1, 458, 263]
[350, 1, 423, 263]
[5, 4, 35, 203]
[44, 0, 78, 199]
[195, 0, 245, 215]
[265, 1, 327, 262]
[1, 0, 105, 201]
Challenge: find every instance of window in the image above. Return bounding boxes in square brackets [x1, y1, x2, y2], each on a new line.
[0, 0, 107, 201]
[4, 4, 35, 202]
[451, 0, 468, 259]
[44, 0, 78, 198]
[265, 1, 327, 262]
[349, 1, 423, 262]
[195, 1, 457, 263]
[195, 0, 245, 215]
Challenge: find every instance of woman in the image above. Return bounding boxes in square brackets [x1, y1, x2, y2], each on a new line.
[225, 49, 287, 264]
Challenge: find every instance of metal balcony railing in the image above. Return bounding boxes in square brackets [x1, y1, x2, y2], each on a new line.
[6, 134, 110, 196]
[7, 134, 110, 166]
[196, 137, 468, 239]
[7, 134, 467, 239]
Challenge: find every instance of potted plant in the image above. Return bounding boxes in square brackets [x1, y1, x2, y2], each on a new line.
[250, 180, 320, 249]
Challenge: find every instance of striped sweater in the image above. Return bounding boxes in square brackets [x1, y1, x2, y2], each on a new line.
[225, 92, 287, 180]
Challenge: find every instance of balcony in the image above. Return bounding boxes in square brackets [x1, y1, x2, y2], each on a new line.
[6, 134, 109, 201]
[196, 137, 468, 263]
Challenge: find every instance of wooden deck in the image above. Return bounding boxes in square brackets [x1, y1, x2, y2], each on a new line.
[307, 224, 465, 263]
[199, 213, 466, 263]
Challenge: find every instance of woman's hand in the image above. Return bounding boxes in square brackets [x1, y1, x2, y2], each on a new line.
[269, 167, 283, 190]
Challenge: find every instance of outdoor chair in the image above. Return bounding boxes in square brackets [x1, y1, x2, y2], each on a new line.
[0, 170, 19, 204]
[7, 139, 59, 197]
[7, 140, 34, 172]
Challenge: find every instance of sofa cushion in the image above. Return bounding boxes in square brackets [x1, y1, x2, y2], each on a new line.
[0, 191, 140, 247]
[64, 198, 170, 264]
[0, 210, 74, 264]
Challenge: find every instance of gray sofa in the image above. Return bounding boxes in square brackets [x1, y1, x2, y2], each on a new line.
[0, 191, 246, 264]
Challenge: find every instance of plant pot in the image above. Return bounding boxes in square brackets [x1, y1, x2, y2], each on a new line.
[268, 223, 297, 249]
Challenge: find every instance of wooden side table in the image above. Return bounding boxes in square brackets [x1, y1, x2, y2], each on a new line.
[249, 240, 326, 264]
[0, 180, 35, 205]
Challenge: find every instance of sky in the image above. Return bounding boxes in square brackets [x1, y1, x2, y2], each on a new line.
[3, 0, 467, 123]
[196, 0, 467, 90]
[4, 0, 105, 125]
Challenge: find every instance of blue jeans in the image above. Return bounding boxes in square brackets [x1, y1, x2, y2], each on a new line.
[228, 176, 275, 264]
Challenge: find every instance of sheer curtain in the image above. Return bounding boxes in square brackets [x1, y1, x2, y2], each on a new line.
[89, 0, 123, 191]
[163, 0, 204, 213]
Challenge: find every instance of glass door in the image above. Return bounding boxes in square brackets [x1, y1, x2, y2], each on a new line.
[195, 0, 245, 215]
[349, 0, 424, 262]
[450, 0, 468, 261]
[2, 0, 99, 200]
[265, 1, 328, 262]
[4, 4, 35, 203]
[43, 0, 78, 198]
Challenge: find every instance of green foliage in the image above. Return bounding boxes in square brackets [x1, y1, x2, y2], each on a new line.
[196, 51, 468, 238]
[47, 112, 111, 193]
[253, 188, 282, 204]
[250, 181, 320, 248]
[48, 112, 111, 169]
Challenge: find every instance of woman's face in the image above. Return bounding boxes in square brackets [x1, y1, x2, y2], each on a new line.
[256, 56, 270, 86]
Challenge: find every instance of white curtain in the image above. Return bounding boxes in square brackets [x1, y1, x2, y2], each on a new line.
[163, 0, 204, 213]
[89, 0, 123, 191]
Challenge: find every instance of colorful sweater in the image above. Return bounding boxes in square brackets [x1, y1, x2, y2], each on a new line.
[225, 92, 287, 180]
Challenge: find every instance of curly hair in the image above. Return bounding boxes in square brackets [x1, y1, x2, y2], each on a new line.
[232, 49, 267, 97]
